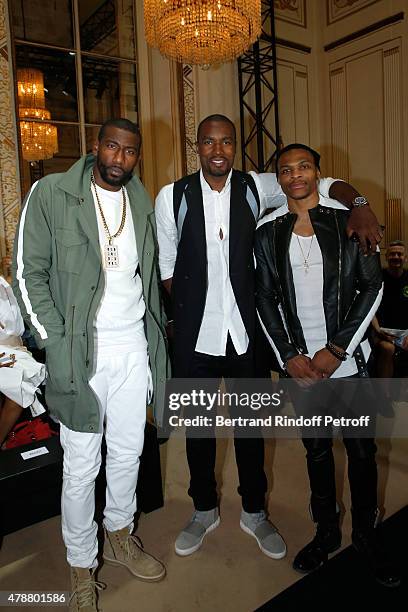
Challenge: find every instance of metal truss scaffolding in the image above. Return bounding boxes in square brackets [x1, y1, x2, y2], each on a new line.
[238, 0, 280, 172]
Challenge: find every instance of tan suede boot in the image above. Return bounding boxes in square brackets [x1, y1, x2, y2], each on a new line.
[69, 567, 105, 612]
[103, 527, 166, 582]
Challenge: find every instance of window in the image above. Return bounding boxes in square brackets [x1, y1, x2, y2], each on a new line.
[9, 0, 139, 193]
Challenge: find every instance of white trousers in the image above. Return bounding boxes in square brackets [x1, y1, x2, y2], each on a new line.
[60, 350, 148, 568]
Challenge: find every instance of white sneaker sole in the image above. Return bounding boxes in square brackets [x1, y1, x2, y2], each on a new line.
[175, 516, 221, 557]
[103, 554, 166, 582]
[240, 520, 287, 559]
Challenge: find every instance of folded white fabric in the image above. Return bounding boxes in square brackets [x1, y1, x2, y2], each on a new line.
[0, 345, 45, 410]
[0, 276, 46, 411]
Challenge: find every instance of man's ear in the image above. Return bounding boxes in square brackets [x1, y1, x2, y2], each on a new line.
[92, 140, 99, 156]
[316, 169, 321, 181]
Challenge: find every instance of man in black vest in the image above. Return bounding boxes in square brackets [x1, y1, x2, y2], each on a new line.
[155, 114, 382, 558]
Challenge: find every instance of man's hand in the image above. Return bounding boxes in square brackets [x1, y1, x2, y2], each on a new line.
[347, 206, 383, 254]
[311, 348, 341, 378]
[285, 354, 322, 387]
[328, 181, 382, 253]
[0, 352, 16, 368]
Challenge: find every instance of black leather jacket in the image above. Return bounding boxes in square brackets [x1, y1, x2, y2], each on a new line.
[254, 204, 383, 366]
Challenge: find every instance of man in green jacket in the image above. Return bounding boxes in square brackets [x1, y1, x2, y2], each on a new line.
[12, 118, 170, 611]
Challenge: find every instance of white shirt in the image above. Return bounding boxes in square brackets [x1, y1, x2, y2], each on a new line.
[0, 276, 24, 344]
[91, 183, 147, 357]
[194, 170, 247, 355]
[0, 276, 45, 414]
[155, 172, 336, 356]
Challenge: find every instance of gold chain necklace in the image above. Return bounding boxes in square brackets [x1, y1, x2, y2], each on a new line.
[91, 172, 126, 268]
[296, 234, 314, 273]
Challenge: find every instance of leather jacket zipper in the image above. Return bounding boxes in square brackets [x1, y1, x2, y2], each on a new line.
[274, 222, 303, 354]
[334, 212, 342, 328]
[70, 305, 75, 384]
[277, 280, 300, 351]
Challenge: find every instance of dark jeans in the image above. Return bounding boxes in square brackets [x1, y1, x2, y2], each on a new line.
[185, 336, 267, 513]
[291, 379, 378, 529]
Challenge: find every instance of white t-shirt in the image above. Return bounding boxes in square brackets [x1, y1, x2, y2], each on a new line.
[91, 183, 146, 357]
[289, 234, 358, 377]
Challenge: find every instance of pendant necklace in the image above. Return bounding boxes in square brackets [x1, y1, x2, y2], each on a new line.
[296, 234, 314, 273]
[91, 172, 126, 268]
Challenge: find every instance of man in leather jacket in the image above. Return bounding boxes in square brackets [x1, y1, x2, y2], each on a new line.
[254, 143, 400, 587]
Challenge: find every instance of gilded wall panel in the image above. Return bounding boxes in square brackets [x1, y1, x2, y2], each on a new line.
[182, 65, 198, 175]
[383, 45, 403, 243]
[274, 0, 306, 28]
[0, 0, 20, 276]
[327, 0, 380, 25]
[276, 60, 310, 147]
[329, 67, 349, 181]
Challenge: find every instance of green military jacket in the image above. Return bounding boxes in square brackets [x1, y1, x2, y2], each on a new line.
[12, 154, 169, 432]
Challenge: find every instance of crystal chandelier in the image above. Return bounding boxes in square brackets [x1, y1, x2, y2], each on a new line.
[144, 0, 261, 66]
[17, 68, 58, 162]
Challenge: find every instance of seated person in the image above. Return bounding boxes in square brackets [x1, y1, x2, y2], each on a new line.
[371, 241, 408, 378]
[0, 275, 45, 447]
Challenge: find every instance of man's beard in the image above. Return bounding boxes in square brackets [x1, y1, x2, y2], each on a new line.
[96, 158, 133, 187]
[207, 167, 230, 177]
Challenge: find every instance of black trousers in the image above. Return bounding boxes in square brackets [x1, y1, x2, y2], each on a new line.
[291, 379, 378, 529]
[185, 336, 267, 512]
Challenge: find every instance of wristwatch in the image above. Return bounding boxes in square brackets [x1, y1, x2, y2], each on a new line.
[352, 196, 368, 208]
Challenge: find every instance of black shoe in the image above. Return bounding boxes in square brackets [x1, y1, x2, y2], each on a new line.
[293, 525, 341, 574]
[352, 529, 401, 588]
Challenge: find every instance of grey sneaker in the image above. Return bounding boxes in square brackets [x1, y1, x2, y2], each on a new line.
[175, 508, 220, 556]
[240, 510, 287, 559]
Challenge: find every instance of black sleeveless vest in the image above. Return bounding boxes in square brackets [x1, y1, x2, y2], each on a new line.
[171, 169, 260, 376]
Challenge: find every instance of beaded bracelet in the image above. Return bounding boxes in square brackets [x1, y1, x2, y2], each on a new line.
[326, 341, 347, 361]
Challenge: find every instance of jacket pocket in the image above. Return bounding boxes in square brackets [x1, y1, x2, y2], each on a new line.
[56, 228, 89, 274]
[45, 336, 73, 395]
